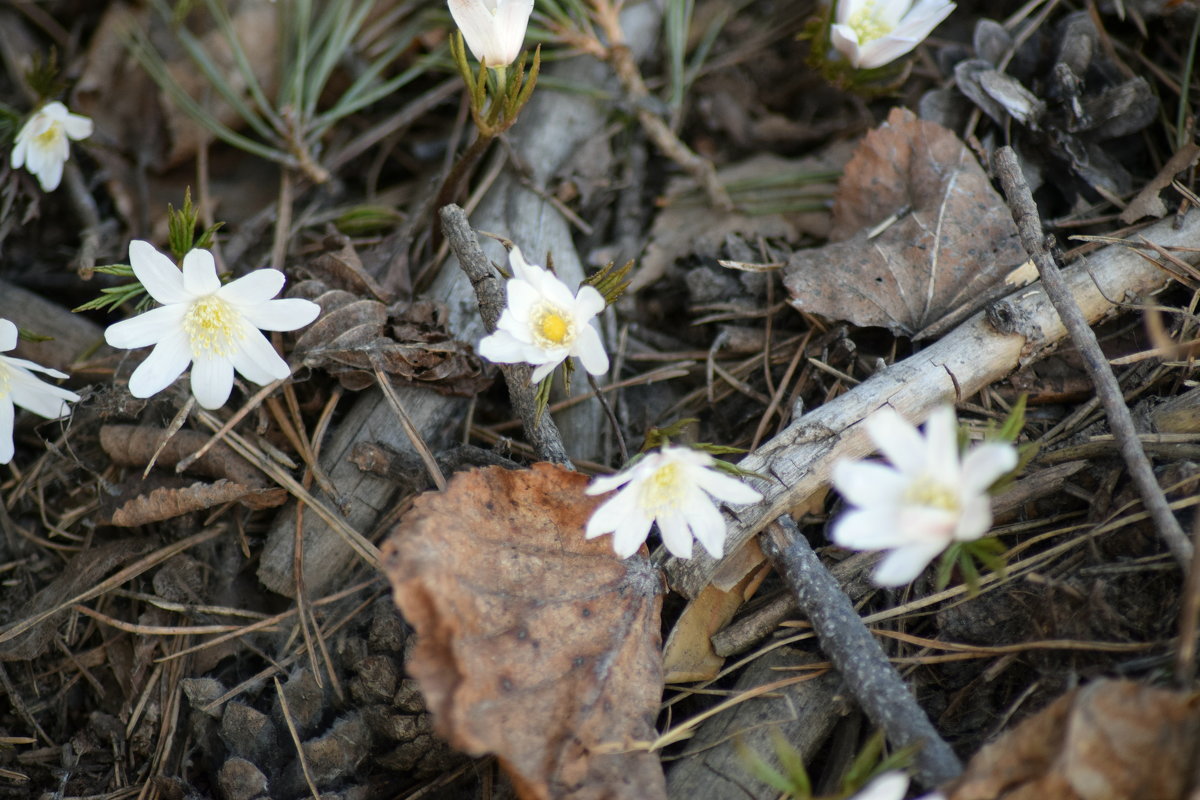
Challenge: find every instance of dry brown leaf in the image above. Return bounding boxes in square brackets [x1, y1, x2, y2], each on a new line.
[946, 679, 1200, 800]
[784, 107, 1027, 336]
[662, 560, 765, 684]
[109, 479, 287, 527]
[382, 463, 667, 800]
[292, 283, 491, 396]
[100, 425, 267, 488]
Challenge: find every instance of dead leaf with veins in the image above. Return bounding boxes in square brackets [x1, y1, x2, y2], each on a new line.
[945, 679, 1200, 800]
[783, 108, 1027, 336]
[382, 463, 667, 800]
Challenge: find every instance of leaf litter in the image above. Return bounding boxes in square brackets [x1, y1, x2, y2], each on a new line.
[2, 1, 1200, 798]
[383, 463, 667, 800]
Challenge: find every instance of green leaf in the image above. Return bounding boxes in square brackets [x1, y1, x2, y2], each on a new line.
[733, 736, 810, 798]
[770, 728, 812, 797]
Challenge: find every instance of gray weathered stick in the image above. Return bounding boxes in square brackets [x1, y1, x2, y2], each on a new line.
[440, 204, 571, 466]
[992, 145, 1192, 567]
[761, 515, 962, 788]
[665, 209, 1200, 599]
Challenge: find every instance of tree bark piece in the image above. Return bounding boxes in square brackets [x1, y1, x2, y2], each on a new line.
[666, 209, 1200, 599]
[761, 515, 962, 788]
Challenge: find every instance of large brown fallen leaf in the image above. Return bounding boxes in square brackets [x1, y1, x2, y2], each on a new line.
[945, 679, 1200, 800]
[784, 108, 1027, 336]
[382, 463, 667, 800]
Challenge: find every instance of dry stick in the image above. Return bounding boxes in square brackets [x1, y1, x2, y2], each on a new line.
[439, 203, 573, 466]
[992, 146, 1193, 567]
[760, 515, 962, 788]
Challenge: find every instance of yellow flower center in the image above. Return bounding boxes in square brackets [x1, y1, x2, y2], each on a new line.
[34, 122, 63, 148]
[848, 0, 893, 44]
[641, 462, 686, 514]
[184, 296, 241, 357]
[530, 304, 574, 348]
[903, 476, 960, 511]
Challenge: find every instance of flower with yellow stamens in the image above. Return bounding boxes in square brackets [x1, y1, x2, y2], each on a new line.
[585, 446, 763, 560]
[104, 240, 320, 409]
[477, 245, 609, 383]
[830, 406, 1016, 586]
[11, 101, 93, 192]
[830, 0, 955, 70]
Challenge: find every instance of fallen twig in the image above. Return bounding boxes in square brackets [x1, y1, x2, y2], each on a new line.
[439, 203, 572, 466]
[992, 145, 1192, 568]
[761, 515, 962, 788]
[666, 206, 1200, 599]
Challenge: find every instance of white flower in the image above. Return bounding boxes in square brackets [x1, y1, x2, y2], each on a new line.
[585, 446, 763, 560]
[850, 772, 947, 800]
[477, 245, 609, 383]
[831, 406, 1017, 586]
[104, 241, 321, 410]
[10, 101, 94, 192]
[448, 0, 534, 69]
[830, 0, 956, 69]
[0, 318, 79, 464]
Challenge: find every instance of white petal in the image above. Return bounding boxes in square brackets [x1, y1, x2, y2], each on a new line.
[954, 495, 993, 542]
[873, 541, 945, 586]
[190, 356, 235, 409]
[835, 0, 865, 25]
[856, 35, 923, 70]
[683, 494, 728, 558]
[866, 408, 926, 475]
[830, 24, 865, 67]
[8, 369, 76, 418]
[586, 486, 639, 536]
[127, 331, 191, 398]
[231, 328, 290, 385]
[36, 155, 64, 192]
[0, 396, 13, 464]
[852, 772, 910, 800]
[691, 465, 763, 505]
[832, 459, 908, 508]
[10, 133, 27, 169]
[959, 442, 1018, 494]
[104, 304, 187, 350]
[896, 505, 959, 543]
[220, 269, 285, 304]
[890, 0, 954, 40]
[478, 329, 525, 364]
[448, 0, 506, 65]
[529, 358, 562, 383]
[0, 319, 17, 352]
[832, 507, 910, 550]
[573, 285, 605, 320]
[611, 512, 655, 558]
[129, 241, 190, 305]
[0, 356, 67, 379]
[586, 469, 635, 496]
[507, 245, 540, 281]
[182, 249, 221, 296]
[62, 113, 94, 141]
[239, 298, 321, 332]
[657, 512, 695, 559]
[574, 325, 609, 376]
[922, 406, 961, 484]
[494, 0, 533, 64]
[533, 270, 579, 310]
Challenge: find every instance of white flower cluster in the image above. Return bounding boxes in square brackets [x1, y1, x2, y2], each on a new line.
[11, 101, 93, 192]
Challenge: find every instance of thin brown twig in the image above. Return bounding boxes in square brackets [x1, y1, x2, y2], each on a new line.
[439, 203, 573, 466]
[993, 146, 1193, 567]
